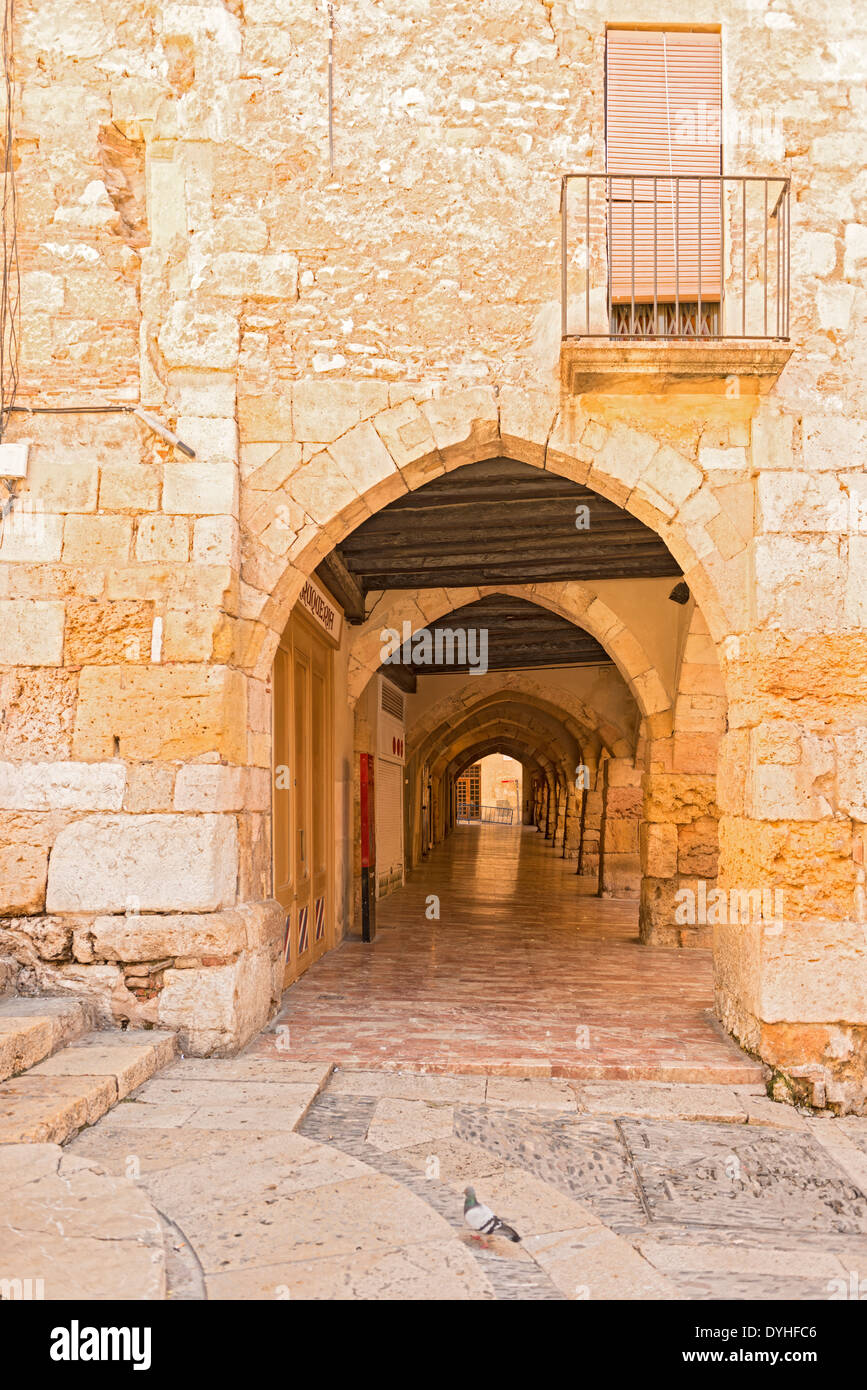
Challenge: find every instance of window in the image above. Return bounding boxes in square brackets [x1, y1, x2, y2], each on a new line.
[605, 29, 722, 335]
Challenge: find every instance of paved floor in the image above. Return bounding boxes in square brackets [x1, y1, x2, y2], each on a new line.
[15, 825, 867, 1301]
[57, 1061, 867, 1301]
[252, 824, 760, 1081]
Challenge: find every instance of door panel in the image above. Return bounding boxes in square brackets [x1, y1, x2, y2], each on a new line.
[274, 610, 334, 989]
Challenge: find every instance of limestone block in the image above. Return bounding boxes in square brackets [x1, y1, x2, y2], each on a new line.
[326, 419, 401, 494]
[643, 773, 717, 825]
[836, 728, 867, 820]
[630, 668, 671, 717]
[843, 222, 867, 278]
[677, 817, 719, 877]
[751, 409, 794, 471]
[22, 449, 99, 512]
[207, 251, 298, 301]
[162, 460, 238, 516]
[162, 608, 222, 662]
[816, 283, 855, 331]
[192, 515, 240, 566]
[546, 404, 592, 481]
[174, 763, 245, 811]
[420, 388, 499, 464]
[238, 393, 293, 444]
[157, 304, 240, 371]
[603, 819, 638, 854]
[157, 948, 276, 1054]
[0, 511, 63, 563]
[98, 464, 160, 513]
[65, 598, 154, 664]
[719, 817, 856, 923]
[0, 839, 48, 914]
[0, 762, 125, 812]
[286, 450, 359, 523]
[797, 230, 837, 276]
[754, 536, 845, 631]
[135, 515, 189, 563]
[62, 515, 132, 565]
[641, 822, 678, 878]
[845, 535, 867, 627]
[291, 380, 390, 443]
[123, 762, 177, 813]
[802, 416, 867, 471]
[85, 910, 249, 962]
[17, 962, 127, 1027]
[73, 665, 247, 762]
[175, 415, 238, 463]
[760, 920, 867, 1025]
[593, 425, 658, 492]
[498, 388, 557, 466]
[757, 471, 848, 534]
[0, 600, 64, 665]
[748, 762, 830, 822]
[46, 814, 238, 913]
[174, 373, 238, 419]
[641, 445, 702, 511]
[698, 445, 748, 472]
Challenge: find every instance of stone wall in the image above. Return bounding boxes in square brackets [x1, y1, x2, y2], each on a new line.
[1, 1, 866, 1105]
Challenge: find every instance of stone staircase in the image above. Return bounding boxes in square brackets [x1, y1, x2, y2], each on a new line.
[0, 995, 177, 1144]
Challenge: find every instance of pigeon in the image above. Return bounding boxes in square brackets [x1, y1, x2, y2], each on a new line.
[463, 1186, 521, 1242]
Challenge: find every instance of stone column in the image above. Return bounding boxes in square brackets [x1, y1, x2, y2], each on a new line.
[600, 759, 642, 897]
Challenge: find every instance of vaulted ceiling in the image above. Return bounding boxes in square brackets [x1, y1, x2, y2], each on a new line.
[316, 457, 682, 621]
[380, 594, 610, 678]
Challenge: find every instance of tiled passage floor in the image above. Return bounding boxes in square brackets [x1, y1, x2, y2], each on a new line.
[252, 825, 760, 1081]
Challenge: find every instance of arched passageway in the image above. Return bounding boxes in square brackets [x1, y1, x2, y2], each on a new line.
[268, 449, 738, 1079]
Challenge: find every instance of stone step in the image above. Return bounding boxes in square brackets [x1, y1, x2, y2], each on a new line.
[0, 995, 95, 1083]
[0, 1029, 178, 1145]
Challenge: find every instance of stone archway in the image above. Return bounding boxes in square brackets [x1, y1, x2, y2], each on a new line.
[238, 387, 752, 1065]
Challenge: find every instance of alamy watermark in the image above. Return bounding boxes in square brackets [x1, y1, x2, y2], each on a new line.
[675, 880, 784, 933]
[380, 622, 488, 675]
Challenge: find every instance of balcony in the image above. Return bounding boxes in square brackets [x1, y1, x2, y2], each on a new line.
[559, 173, 792, 394]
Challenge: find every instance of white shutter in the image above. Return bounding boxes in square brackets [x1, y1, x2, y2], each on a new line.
[375, 758, 404, 892]
[606, 29, 722, 303]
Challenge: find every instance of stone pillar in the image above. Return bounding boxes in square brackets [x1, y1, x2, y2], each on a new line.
[715, 635, 867, 1113]
[600, 758, 642, 897]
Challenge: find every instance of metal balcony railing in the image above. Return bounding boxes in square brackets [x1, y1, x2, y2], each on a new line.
[560, 173, 790, 341]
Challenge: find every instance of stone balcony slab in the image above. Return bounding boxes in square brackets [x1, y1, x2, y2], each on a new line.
[561, 339, 792, 396]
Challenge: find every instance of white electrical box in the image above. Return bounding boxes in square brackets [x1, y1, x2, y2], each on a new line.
[0, 442, 29, 478]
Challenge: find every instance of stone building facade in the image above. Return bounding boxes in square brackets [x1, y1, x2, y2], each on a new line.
[0, 1, 865, 1110]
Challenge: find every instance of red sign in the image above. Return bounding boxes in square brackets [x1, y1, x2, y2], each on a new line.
[360, 753, 375, 868]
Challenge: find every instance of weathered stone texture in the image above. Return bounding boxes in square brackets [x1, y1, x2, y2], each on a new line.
[0, 0, 864, 1102]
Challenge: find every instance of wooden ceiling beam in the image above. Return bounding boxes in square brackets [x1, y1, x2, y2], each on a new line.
[315, 548, 367, 624]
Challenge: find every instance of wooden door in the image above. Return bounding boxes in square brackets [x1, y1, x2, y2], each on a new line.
[273, 610, 333, 989]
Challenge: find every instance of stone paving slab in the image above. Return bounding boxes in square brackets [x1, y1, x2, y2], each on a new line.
[574, 1081, 749, 1122]
[0, 996, 92, 1083]
[485, 1077, 578, 1110]
[325, 1068, 487, 1102]
[620, 1116, 867, 1239]
[133, 1077, 321, 1109]
[0, 1073, 116, 1143]
[165, 1057, 334, 1086]
[0, 1144, 165, 1300]
[395, 1136, 507, 1184]
[204, 1240, 495, 1301]
[28, 1031, 177, 1099]
[635, 1237, 851, 1281]
[366, 1097, 455, 1152]
[174, 1168, 461, 1274]
[525, 1223, 679, 1301]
